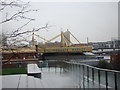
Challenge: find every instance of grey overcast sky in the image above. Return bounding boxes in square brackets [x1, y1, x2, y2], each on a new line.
[3, 1, 118, 43]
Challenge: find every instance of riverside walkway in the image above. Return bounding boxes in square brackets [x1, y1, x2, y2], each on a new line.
[2, 68, 77, 88]
[2, 60, 120, 89]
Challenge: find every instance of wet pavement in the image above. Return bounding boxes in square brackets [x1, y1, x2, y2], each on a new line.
[2, 68, 78, 88]
[2, 59, 120, 89]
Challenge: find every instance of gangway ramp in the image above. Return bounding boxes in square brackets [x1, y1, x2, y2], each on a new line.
[27, 64, 41, 78]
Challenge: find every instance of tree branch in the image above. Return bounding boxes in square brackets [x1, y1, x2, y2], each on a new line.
[8, 23, 49, 38]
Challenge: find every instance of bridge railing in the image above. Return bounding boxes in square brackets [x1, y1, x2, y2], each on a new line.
[63, 61, 120, 89]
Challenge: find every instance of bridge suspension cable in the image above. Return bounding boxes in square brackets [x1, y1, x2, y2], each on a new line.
[29, 30, 81, 47]
[68, 30, 81, 44]
[45, 34, 61, 43]
[34, 33, 49, 42]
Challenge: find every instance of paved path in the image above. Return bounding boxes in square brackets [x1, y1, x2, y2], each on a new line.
[2, 68, 78, 88]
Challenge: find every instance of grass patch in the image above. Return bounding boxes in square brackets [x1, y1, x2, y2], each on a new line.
[1, 68, 27, 75]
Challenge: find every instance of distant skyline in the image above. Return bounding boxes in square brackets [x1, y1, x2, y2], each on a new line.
[2, 1, 118, 43]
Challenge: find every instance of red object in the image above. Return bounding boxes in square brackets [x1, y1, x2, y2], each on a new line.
[110, 54, 120, 64]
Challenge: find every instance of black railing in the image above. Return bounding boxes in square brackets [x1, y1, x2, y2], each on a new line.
[63, 61, 120, 89]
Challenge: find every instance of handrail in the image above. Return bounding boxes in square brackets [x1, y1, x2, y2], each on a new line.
[63, 61, 120, 73]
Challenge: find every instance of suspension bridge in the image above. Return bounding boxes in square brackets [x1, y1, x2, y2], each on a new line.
[2, 30, 92, 53]
[1, 30, 92, 62]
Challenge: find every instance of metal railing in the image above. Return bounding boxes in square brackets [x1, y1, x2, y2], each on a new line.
[63, 61, 120, 89]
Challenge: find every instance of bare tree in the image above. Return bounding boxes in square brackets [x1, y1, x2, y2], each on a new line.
[0, 0, 51, 63]
[1, 33, 7, 46]
[0, 0, 49, 46]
